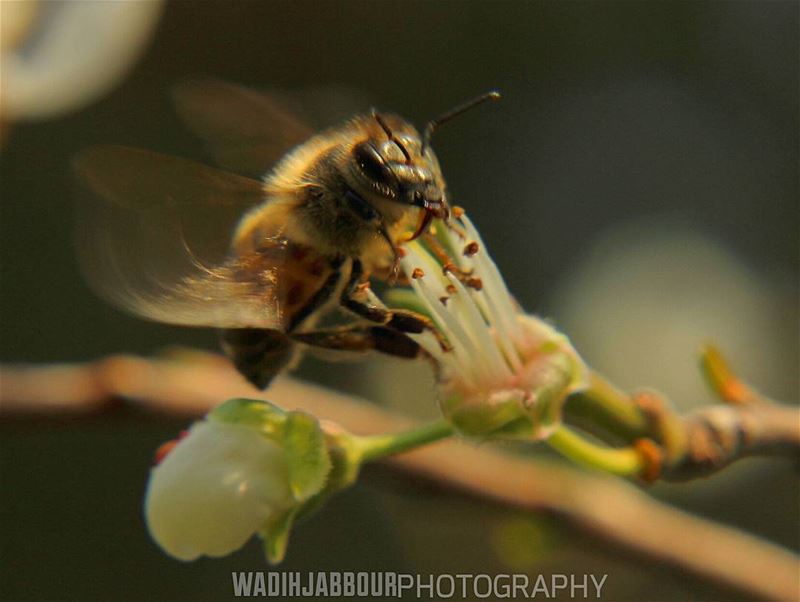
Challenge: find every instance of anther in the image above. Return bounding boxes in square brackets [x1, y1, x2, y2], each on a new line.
[411, 267, 425, 279]
[463, 241, 479, 257]
[466, 277, 483, 291]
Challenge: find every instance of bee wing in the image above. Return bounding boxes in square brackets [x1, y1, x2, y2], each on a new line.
[171, 79, 368, 177]
[74, 145, 286, 329]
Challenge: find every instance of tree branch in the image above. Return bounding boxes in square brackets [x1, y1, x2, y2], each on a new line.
[1, 351, 798, 601]
[563, 347, 800, 482]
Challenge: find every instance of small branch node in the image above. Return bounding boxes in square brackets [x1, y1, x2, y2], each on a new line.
[633, 438, 663, 483]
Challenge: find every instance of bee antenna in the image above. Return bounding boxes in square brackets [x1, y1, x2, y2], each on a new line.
[373, 110, 411, 162]
[372, 110, 393, 139]
[421, 90, 501, 155]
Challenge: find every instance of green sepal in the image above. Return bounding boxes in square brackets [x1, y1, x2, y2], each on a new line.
[492, 415, 538, 438]
[442, 394, 528, 437]
[282, 411, 331, 502]
[441, 348, 579, 440]
[208, 398, 287, 437]
[261, 508, 298, 565]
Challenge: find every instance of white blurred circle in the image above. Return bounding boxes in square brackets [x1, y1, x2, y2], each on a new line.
[549, 219, 796, 410]
[1, 0, 163, 120]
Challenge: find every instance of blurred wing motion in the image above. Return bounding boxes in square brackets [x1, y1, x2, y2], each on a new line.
[74, 145, 285, 329]
[171, 79, 368, 176]
[171, 80, 314, 177]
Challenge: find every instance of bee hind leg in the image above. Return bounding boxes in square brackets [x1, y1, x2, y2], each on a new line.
[220, 328, 297, 390]
[291, 324, 422, 359]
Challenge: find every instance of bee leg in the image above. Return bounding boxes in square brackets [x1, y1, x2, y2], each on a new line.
[377, 223, 402, 285]
[219, 259, 346, 390]
[220, 328, 296, 390]
[370, 263, 411, 286]
[288, 257, 345, 331]
[342, 259, 452, 352]
[291, 324, 422, 359]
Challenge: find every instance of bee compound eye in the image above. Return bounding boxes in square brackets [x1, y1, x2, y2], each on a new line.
[353, 142, 397, 190]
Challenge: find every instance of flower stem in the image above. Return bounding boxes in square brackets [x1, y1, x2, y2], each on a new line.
[546, 425, 644, 477]
[564, 371, 649, 442]
[354, 419, 454, 463]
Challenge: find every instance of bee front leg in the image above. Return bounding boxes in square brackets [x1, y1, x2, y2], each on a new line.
[342, 259, 452, 352]
[377, 223, 402, 285]
[370, 262, 411, 287]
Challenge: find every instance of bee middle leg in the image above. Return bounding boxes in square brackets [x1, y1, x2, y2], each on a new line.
[291, 324, 422, 359]
[341, 259, 451, 351]
[222, 257, 346, 390]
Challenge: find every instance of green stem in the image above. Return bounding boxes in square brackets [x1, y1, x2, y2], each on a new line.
[547, 425, 644, 477]
[354, 419, 454, 463]
[564, 371, 649, 442]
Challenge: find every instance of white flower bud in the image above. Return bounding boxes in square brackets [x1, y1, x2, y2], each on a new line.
[144, 420, 292, 561]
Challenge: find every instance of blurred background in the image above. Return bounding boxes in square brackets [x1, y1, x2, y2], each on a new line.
[1, 1, 797, 600]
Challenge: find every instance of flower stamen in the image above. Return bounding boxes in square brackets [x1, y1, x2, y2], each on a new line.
[392, 211, 588, 440]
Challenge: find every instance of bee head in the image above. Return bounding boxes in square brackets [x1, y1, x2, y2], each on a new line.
[346, 92, 499, 241]
[350, 112, 449, 226]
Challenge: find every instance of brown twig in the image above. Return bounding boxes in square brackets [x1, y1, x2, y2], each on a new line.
[1, 351, 798, 601]
[563, 346, 800, 482]
[634, 391, 800, 481]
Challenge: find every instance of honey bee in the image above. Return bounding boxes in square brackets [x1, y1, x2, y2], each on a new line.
[74, 81, 499, 389]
